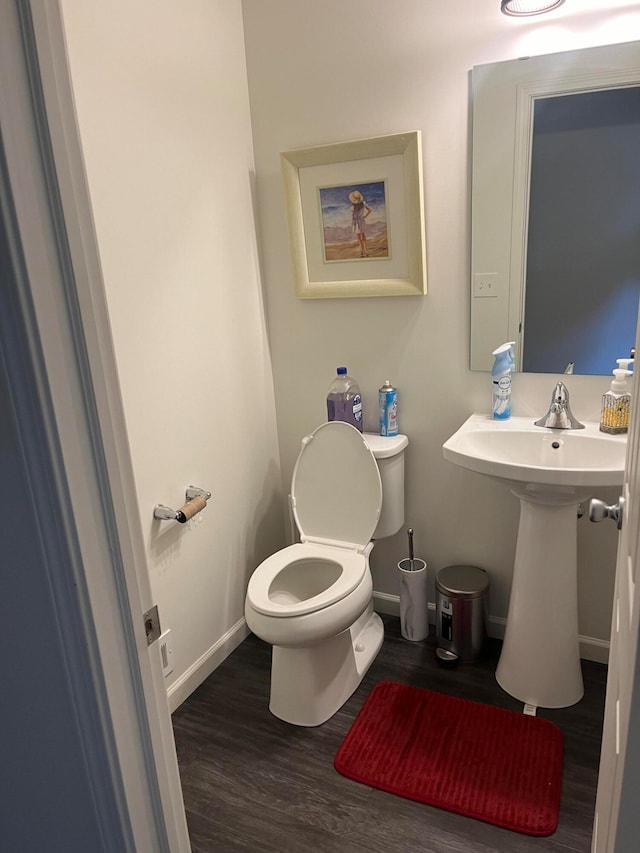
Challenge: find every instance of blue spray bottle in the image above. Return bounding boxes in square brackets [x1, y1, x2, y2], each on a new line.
[492, 341, 515, 419]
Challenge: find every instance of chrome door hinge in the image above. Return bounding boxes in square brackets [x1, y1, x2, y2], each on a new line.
[143, 604, 161, 645]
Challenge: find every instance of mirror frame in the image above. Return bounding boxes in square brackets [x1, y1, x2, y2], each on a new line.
[470, 41, 640, 372]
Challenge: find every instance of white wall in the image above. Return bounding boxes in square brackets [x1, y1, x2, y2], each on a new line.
[57, 0, 640, 705]
[60, 0, 283, 705]
[242, 0, 640, 653]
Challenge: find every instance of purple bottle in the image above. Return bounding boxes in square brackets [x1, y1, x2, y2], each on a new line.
[326, 367, 363, 432]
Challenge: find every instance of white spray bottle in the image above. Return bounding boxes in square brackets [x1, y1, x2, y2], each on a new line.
[492, 341, 515, 420]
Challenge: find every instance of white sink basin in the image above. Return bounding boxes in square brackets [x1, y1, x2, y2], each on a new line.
[442, 413, 626, 709]
[442, 413, 626, 489]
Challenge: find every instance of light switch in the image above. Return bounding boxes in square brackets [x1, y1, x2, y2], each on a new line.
[473, 272, 499, 298]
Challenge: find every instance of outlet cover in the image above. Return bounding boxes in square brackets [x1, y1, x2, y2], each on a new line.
[473, 272, 499, 298]
[159, 629, 174, 677]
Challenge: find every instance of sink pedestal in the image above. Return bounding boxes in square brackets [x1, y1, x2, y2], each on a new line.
[495, 490, 584, 708]
[442, 414, 626, 708]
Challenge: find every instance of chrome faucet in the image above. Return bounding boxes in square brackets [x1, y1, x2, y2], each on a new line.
[534, 381, 585, 429]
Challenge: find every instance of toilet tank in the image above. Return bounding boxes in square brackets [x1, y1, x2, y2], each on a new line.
[363, 433, 409, 539]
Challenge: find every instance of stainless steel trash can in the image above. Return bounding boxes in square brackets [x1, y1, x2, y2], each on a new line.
[435, 565, 489, 662]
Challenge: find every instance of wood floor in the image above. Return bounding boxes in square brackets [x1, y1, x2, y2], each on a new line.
[172, 615, 607, 853]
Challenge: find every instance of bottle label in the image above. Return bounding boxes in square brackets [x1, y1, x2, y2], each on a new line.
[495, 374, 511, 397]
[600, 394, 630, 433]
[379, 389, 398, 436]
[352, 394, 362, 423]
[492, 372, 511, 419]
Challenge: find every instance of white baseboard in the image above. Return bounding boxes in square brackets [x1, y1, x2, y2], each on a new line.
[372, 591, 609, 665]
[577, 635, 610, 665]
[372, 591, 401, 617]
[167, 617, 249, 713]
[168, 594, 610, 714]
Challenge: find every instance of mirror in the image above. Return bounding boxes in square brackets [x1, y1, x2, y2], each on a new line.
[470, 41, 640, 374]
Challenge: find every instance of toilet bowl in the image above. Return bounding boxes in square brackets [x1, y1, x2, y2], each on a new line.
[245, 543, 373, 647]
[245, 420, 407, 727]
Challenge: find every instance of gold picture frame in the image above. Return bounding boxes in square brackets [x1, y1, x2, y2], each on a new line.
[281, 131, 427, 299]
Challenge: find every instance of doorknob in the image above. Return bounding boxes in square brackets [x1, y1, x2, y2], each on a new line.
[588, 497, 625, 530]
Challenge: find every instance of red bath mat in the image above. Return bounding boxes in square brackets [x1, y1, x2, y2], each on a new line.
[335, 681, 564, 836]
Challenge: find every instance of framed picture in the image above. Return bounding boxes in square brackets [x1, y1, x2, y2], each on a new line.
[280, 132, 427, 299]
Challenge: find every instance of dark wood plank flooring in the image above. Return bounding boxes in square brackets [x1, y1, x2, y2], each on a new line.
[172, 616, 606, 852]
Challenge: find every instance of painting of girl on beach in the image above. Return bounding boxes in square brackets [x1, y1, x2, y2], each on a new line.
[319, 180, 389, 262]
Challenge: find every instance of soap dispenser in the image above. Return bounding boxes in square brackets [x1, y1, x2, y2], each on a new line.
[600, 365, 632, 434]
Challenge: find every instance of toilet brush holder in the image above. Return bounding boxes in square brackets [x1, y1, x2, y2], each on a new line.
[398, 558, 428, 641]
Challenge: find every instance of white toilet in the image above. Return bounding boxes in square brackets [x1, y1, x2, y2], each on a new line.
[245, 420, 408, 726]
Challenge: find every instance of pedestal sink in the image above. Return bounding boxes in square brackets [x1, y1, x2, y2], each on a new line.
[443, 414, 626, 708]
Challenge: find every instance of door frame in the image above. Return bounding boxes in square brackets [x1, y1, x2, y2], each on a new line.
[7, 0, 640, 850]
[593, 314, 640, 849]
[0, 1, 190, 849]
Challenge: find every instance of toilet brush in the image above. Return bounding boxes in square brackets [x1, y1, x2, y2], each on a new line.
[398, 528, 428, 641]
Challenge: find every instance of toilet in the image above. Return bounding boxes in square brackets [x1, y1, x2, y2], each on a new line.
[245, 421, 408, 726]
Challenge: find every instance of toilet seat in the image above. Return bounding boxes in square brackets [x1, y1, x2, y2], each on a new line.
[292, 421, 382, 550]
[247, 422, 382, 619]
[246, 542, 367, 617]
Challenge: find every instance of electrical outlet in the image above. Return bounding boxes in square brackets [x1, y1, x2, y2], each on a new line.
[473, 272, 499, 298]
[159, 629, 174, 677]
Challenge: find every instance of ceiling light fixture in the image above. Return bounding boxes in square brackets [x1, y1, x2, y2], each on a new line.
[501, 0, 565, 16]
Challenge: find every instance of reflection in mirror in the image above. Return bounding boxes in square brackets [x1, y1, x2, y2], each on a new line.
[470, 41, 640, 374]
[524, 87, 640, 374]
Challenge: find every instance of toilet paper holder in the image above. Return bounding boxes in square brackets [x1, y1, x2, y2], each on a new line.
[154, 485, 212, 523]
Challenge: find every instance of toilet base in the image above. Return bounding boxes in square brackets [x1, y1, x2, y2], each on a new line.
[269, 603, 384, 726]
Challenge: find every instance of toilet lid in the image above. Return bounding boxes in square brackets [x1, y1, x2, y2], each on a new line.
[291, 421, 382, 549]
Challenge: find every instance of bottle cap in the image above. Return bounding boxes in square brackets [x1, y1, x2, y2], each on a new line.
[337, 367, 347, 375]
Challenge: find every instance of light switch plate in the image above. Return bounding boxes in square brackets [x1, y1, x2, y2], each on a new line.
[473, 272, 499, 298]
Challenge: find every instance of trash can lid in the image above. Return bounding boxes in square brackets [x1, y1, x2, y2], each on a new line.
[436, 565, 489, 599]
